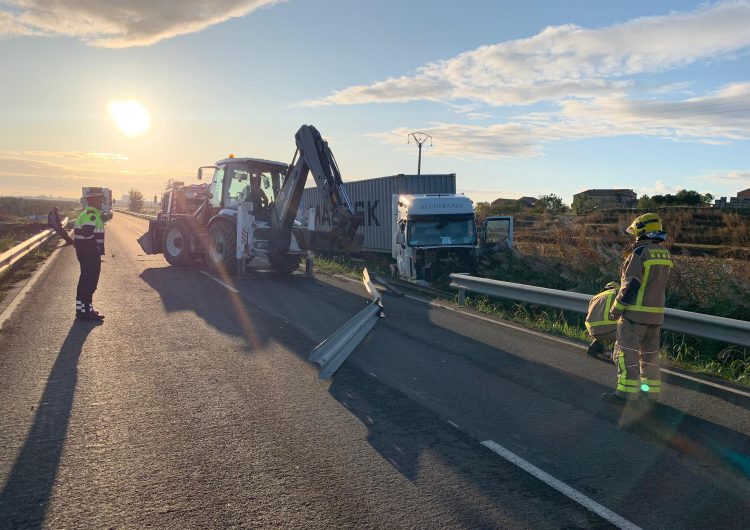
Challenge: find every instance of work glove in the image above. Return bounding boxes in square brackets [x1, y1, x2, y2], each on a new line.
[609, 307, 622, 321]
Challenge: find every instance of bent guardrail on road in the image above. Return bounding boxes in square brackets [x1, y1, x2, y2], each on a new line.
[450, 273, 750, 348]
[0, 217, 69, 276]
[309, 269, 385, 379]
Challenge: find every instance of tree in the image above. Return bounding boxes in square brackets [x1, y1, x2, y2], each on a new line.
[129, 189, 144, 213]
[701, 192, 714, 205]
[537, 193, 567, 214]
[637, 194, 658, 209]
[571, 195, 595, 215]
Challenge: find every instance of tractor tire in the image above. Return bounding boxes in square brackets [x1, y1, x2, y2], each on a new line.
[163, 219, 193, 266]
[207, 219, 237, 276]
[270, 254, 302, 275]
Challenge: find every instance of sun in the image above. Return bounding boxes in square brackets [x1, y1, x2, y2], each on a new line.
[108, 99, 151, 138]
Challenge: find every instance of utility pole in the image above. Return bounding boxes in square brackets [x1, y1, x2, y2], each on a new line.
[407, 132, 432, 175]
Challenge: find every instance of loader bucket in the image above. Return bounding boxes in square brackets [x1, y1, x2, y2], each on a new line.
[296, 229, 364, 255]
[137, 220, 164, 255]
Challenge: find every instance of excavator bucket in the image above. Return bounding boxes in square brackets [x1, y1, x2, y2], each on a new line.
[137, 221, 162, 255]
[296, 228, 364, 254]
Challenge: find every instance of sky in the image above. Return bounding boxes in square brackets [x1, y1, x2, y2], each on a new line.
[1, 0, 749, 205]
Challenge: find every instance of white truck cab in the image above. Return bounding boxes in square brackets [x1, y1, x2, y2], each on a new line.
[392, 194, 477, 283]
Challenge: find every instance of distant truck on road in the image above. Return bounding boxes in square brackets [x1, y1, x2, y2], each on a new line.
[81, 187, 113, 220]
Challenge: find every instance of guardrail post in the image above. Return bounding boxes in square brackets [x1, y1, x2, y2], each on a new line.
[458, 287, 466, 306]
[305, 252, 314, 277]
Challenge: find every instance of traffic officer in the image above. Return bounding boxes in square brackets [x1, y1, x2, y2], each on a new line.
[73, 190, 106, 321]
[603, 213, 673, 404]
[47, 206, 74, 245]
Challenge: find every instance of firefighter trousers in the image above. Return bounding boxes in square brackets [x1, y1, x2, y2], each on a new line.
[76, 249, 101, 312]
[613, 318, 662, 400]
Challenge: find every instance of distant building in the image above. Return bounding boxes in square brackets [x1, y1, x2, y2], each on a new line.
[573, 189, 637, 208]
[715, 188, 750, 210]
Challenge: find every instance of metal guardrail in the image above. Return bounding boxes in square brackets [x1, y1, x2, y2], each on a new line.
[309, 269, 385, 379]
[450, 273, 750, 348]
[113, 207, 157, 221]
[0, 217, 69, 276]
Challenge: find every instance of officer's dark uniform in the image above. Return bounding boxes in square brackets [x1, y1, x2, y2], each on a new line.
[73, 202, 105, 320]
[48, 207, 74, 244]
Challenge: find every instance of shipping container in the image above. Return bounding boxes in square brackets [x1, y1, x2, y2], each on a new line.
[300, 174, 456, 253]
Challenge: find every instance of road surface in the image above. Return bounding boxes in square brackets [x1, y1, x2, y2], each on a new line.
[1, 213, 748, 529]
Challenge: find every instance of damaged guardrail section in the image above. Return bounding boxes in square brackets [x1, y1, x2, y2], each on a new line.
[309, 268, 384, 379]
[449, 273, 750, 348]
[0, 217, 69, 276]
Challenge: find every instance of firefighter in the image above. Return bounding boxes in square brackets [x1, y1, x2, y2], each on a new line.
[73, 190, 106, 321]
[47, 206, 74, 245]
[602, 213, 673, 404]
[585, 281, 620, 358]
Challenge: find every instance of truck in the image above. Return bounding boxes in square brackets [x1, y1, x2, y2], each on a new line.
[81, 187, 113, 220]
[392, 193, 478, 283]
[300, 175, 514, 284]
[137, 125, 364, 275]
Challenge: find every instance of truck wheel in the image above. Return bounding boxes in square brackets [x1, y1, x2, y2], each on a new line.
[207, 219, 237, 276]
[163, 219, 192, 266]
[270, 254, 301, 275]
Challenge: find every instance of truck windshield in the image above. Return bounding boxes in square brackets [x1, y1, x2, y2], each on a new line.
[407, 215, 477, 247]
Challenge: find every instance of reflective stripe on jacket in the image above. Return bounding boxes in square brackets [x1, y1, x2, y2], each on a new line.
[585, 287, 619, 338]
[74, 207, 105, 254]
[613, 241, 672, 325]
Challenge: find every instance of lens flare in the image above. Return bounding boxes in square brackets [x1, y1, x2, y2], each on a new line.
[108, 99, 151, 138]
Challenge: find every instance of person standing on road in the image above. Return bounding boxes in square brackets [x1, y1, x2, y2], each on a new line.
[47, 206, 74, 245]
[602, 213, 673, 404]
[73, 190, 106, 321]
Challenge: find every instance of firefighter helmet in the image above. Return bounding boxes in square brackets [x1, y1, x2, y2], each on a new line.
[604, 281, 619, 290]
[626, 213, 662, 237]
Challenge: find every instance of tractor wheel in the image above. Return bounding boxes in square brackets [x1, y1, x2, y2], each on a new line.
[270, 254, 302, 275]
[163, 219, 193, 266]
[207, 219, 237, 276]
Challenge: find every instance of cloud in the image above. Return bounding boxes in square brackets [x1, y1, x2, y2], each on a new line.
[0, 0, 281, 47]
[368, 81, 750, 159]
[693, 169, 750, 184]
[306, 1, 750, 108]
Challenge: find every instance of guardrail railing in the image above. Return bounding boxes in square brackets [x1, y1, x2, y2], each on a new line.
[0, 217, 69, 276]
[113, 207, 157, 221]
[450, 273, 750, 348]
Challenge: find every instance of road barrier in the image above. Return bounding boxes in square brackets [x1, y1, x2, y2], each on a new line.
[450, 273, 750, 348]
[0, 218, 69, 276]
[113, 208, 157, 221]
[309, 269, 385, 379]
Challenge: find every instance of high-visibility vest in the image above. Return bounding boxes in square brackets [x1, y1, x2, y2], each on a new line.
[74, 207, 105, 253]
[585, 287, 618, 339]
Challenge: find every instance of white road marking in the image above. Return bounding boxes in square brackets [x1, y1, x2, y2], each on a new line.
[481, 440, 642, 530]
[0, 244, 64, 329]
[200, 271, 239, 293]
[660, 368, 750, 398]
[330, 273, 749, 399]
[447, 420, 461, 430]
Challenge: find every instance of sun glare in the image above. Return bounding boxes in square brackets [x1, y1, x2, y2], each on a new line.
[108, 99, 151, 138]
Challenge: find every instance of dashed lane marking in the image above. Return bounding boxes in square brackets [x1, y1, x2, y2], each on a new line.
[481, 440, 642, 530]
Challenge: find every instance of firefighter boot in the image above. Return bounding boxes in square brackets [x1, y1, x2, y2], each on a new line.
[587, 340, 605, 358]
[88, 303, 105, 320]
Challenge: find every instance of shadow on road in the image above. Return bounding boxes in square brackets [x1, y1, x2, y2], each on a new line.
[0, 321, 98, 530]
[139, 265, 750, 518]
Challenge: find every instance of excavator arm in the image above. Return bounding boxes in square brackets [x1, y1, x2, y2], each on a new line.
[269, 125, 364, 258]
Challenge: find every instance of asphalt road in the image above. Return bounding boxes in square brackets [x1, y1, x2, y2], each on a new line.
[1, 213, 748, 529]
